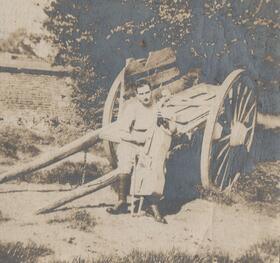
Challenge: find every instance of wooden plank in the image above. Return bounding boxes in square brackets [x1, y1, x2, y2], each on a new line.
[36, 169, 120, 214]
[125, 48, 176, 76]
[144, 48, 176, 72]
[125, 58, 147, 76]
[141, 67, 180, 87]
[162, 91, 214, 125]
[168, 83, 220, 105]
[175, 106, 211, 124]
[167, 93, 216, 107]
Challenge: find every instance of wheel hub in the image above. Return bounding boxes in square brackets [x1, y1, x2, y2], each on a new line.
[230, 121, 248, 147]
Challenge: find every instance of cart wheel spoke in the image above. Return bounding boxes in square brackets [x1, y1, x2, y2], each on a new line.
[241, 101, 256, 123]
[214, 148, 230, 184]
[216, 147, 230, 178]
[233, 83, 242, 122]
[238, 89, 252, 122]
[219, 151, 231, 190]
[218, 134, 230, 143]
[216, 142, 230, 160]
[236, 86, 249, 120]
[231, 82, 238, 119]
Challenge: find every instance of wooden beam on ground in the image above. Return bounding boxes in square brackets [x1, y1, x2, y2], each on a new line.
[0, 122, 118, 184]
[36, 169, 120, 215]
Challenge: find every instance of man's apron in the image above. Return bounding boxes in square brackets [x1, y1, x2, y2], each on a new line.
[130, 125, 172, 196]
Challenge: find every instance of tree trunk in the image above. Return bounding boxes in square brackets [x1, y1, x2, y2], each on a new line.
[36, 169, 120, 214]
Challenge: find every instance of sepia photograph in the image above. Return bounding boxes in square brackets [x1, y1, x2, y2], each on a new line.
[0, 0, 279, 262]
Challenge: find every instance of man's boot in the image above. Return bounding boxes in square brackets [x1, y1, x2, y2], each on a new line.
[148, 196, 167, 224]
[151, 204, 167, 224]
[106, 176, 129, 215]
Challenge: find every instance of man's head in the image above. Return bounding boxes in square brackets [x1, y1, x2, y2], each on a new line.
[135, 81, 152, 106]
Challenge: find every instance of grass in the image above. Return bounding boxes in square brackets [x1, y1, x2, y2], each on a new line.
[237, 238, 280, 263]
[0, 241, 53, 263]
[22, 161, 102, 186]
[49, 238, 280, 262]
[48, 122, 88, 146]
[47, 210, 97, 232]
[0, 123, 89, 165]
[0, 124, 54, 165]
[51, 250, 227, 263]
[0, 243, 280, 263]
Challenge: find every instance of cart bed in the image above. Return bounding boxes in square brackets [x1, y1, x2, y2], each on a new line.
[161, 83, 221, 133]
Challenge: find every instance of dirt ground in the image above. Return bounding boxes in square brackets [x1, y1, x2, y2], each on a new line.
[0, 180, 279, 262]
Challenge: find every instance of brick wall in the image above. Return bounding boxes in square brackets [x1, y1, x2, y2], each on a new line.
[0, 72, 76, 126]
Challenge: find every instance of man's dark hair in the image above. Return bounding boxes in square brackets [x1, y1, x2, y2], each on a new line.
[135, 79, 151, 93]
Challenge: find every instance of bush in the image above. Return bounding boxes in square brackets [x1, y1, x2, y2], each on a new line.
[0, 28, 42, 56]
[197, 185, 236, 206]
[232, 161, 280, 216]
[197, 160, 280, 216]
[233, 161, 280, 204]
[47, 210, 97, 232]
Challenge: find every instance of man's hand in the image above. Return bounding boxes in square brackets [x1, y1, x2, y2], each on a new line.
[157, 108, 176, 131]
[156, 111, 176, 135]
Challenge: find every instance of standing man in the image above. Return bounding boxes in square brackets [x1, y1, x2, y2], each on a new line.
[106, 80, 174, 223]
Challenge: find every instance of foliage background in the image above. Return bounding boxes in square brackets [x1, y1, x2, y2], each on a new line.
[43, 0, 280, 125]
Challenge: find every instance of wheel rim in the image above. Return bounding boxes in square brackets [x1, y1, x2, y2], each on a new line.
[102, 69, 125, 167]
[201, 70, 257, 191]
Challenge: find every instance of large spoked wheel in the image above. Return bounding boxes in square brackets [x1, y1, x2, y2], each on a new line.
[201, 69, 257, 191]
[102, 68, 125, 168]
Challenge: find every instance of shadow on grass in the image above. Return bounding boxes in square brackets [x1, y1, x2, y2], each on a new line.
[53, 203, 113, 214]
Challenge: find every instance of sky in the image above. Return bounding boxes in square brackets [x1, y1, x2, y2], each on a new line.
[0, 0, 50, 39]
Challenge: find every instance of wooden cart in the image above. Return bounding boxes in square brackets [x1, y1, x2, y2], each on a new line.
[102, 47, 257, 191]
[0, 48, 257, 214]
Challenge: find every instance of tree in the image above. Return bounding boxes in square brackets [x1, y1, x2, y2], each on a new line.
[44, 0, 102, 127]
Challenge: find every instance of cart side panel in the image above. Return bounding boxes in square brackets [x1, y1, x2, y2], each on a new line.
[164, 84, 221, 126]
[124, 48, 180, 98]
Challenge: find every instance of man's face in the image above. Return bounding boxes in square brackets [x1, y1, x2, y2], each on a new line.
[136, 84, 152, 106]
